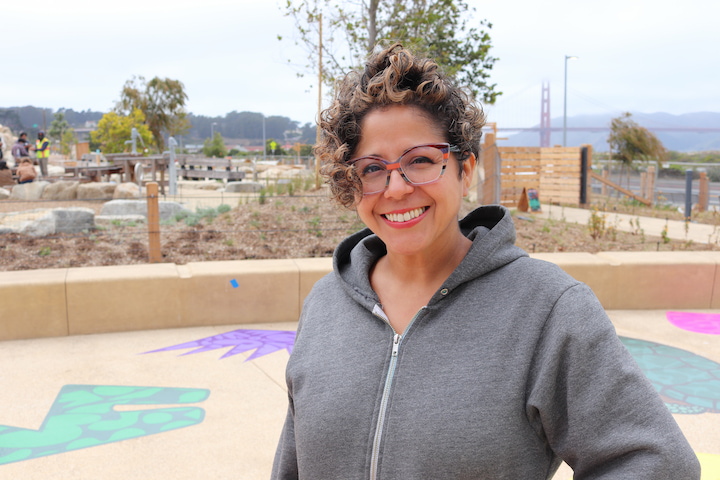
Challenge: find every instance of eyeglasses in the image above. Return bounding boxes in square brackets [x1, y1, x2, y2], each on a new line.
[348, 143, 459, 195]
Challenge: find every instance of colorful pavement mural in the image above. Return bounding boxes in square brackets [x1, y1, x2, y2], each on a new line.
[145, 330, 720, 416]
[143, 329, 295, 361]
[620, 337, 720, 414]
[667, 311, 720, 335]
[0, 385, 209, 466]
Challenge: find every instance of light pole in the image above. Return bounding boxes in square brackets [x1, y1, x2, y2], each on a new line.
[262, 114, 266, 162]
[563, 55, 578, 147]
[211, 122, 218, 138]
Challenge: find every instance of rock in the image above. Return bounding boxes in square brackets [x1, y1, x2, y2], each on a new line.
[224, 181, 263, 193]
[9, 181, 50, 200]
[41, 181, 79, 200]
[47, 165, 65, 177]
[0, 209, 55, 236]
[77, 182, 117, 200]
[0, 187, 9, 200]
[100, 200, 190, 221]
[53, 208, 95, 233]
[113, 182, 141, 199]
[0, 207, 96, 237]
[95, 215, 147, 226]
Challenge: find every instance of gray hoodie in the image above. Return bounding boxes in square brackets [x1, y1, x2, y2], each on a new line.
[272, 205, 700, 479]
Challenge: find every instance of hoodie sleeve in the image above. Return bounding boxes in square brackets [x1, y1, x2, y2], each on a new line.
[525, 283, 700, 479]
[270, 395, 299, 480]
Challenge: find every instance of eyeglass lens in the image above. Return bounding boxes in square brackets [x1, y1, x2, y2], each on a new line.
[353, 145, 447, 194]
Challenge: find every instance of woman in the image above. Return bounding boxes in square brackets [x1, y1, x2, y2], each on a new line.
[16, 158, 37, 184]
[271, 44, 699, 479]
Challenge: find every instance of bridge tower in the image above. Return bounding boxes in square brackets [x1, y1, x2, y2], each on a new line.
[540, 81, 551, 147]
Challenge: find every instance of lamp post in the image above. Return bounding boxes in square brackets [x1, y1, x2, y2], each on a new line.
[563, 55, 578, 147]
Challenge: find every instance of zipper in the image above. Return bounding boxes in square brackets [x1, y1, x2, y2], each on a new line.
[369, 305, 424, 480]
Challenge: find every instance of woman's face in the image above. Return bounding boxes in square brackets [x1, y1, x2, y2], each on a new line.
[353, 104, 474, 258]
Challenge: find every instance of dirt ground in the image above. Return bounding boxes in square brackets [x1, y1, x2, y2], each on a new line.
[1, 192, 718, 272]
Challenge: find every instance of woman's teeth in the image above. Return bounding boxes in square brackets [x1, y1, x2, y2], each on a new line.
[384, 207, 425, 223]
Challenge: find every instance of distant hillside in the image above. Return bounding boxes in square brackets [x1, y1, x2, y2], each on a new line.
[0, 106, 316, 145]
[498, 112, 720, 152]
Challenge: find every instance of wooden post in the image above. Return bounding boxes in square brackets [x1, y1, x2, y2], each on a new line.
[581, 144, 593, 205]
[481, 132, 496, 205]
[146, 182, 162, 263]
[640, 172, 647, 198]
[699, 171, 709, 212]
[601, 169, 608, 196]
[646, 165, 656, 206]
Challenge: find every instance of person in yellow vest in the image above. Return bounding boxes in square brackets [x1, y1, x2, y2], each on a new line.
[35, 131, 50, 177]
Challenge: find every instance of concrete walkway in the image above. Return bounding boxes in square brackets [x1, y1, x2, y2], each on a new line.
[536, 204, 720, 245]
[1, 312, 718, 479]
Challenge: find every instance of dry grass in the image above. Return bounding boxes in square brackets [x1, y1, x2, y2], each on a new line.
[1, 193, 717, 272]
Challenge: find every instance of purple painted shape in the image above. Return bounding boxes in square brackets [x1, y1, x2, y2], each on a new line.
[667, 311, 720, 335]
[143, 329, 296, 361]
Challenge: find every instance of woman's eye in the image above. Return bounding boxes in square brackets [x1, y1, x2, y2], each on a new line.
[361, 163, 385, 176]
[408, 156, 435, 166]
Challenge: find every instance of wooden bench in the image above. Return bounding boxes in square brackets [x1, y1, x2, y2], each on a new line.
[177, 156, 246, 181]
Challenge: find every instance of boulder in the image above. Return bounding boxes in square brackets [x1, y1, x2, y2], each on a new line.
[113, 182, 141, 199]
[47, 165, 65, 177]
[0, 209, 56, 236]
[0, 207, 96, 237]
[224, 181, 263, 193]
[9, 181, 50, 200]
[100, 200, 190, 221]
[53, 208, 95, 233]
[77, 182, 117, 200]
[0, 187, 10, 200]
[41, 181, 80, 200]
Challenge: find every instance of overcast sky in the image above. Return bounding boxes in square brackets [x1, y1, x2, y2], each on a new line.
[2, 0, 717, 128]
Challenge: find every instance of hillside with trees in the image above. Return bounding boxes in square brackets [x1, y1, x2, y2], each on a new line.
[0, 105, 316, 147]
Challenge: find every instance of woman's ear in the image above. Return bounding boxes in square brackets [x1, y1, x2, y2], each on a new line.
[462, 153, 476, 197]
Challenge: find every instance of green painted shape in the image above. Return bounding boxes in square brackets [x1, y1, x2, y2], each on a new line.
[142, 412, 174, 425]
[0, 385, 209, 465]
[620, 337, 720, 414]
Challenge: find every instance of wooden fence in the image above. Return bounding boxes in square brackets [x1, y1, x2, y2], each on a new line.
[480, 133, 590, 207]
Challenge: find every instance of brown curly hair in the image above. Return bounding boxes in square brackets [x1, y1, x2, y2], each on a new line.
[317, 43, 486, 208]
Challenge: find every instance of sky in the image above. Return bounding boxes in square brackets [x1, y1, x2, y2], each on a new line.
[2, 0, 718, 129]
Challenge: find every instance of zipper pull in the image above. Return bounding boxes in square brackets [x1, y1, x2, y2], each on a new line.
[392, 333, 401, 357]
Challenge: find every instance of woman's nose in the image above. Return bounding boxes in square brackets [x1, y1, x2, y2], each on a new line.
[384, 169, 413, 198]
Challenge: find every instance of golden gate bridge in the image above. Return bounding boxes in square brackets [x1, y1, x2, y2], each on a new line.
[489, 81, 720, 147]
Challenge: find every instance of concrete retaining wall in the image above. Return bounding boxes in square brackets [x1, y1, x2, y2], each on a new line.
[2, 252, 719, 341]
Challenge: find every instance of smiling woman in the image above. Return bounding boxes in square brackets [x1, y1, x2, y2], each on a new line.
[270, 43, 700, 480]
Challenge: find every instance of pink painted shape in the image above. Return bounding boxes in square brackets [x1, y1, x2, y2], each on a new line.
[666, 311, 720, 335]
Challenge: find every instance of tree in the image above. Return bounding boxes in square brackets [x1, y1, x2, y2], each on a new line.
[608, 112, 668, 190]
[90, 109, 153, 154]
[60, 129, 77, 156]
[49, 112, 73, 155]
[116, 75, 190, 152]
[281, 0, 500, 103]
[203, 132, 228, 158]
[48, 112, 71, 141]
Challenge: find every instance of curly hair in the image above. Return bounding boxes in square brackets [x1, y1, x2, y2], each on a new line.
[317, 43, 486, 208]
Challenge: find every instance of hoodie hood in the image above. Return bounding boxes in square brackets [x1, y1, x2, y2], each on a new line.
[333, 205, 528, 311]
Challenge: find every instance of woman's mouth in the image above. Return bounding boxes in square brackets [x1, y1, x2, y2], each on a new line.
[382, 207, 427, 223]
